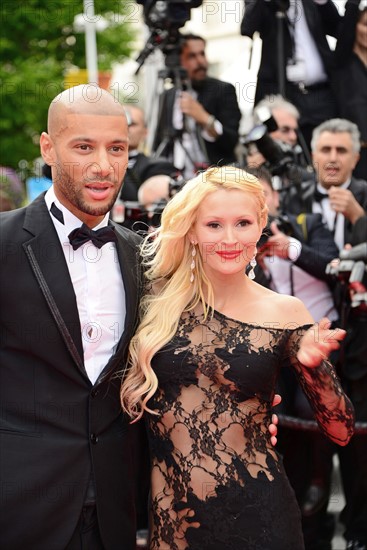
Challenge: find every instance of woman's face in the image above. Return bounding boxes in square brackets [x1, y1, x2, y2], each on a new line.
[191, 188, 263, 280]
[355, 10, 367, 52]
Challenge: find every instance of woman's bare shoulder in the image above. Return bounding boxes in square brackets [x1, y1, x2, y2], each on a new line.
[248, 283, 314, 327]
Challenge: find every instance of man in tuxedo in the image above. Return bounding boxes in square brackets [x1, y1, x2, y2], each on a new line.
[288, 118, 367, 247]
[152, 33, 242, 179]
[240, 0, 342, 149]
[0, 84, 280, 550]
[0, 85, 149, 550]
[287, 118, 367, 550]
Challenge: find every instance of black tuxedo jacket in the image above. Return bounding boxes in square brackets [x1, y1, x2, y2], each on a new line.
[241, 0, 341, 101]
[0, 194, 148, 549]
[285, 178, 367, 380]
[257, 212, 338, 288]
[287, 212, 339, 281]
[286, 177, 367, 246]
[152, 76, 242, 166]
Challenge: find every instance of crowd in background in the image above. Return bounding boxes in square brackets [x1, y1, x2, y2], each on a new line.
[1, 1, 366, 549]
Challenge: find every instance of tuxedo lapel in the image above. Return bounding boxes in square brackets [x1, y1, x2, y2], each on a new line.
[22, 194, 86, 376]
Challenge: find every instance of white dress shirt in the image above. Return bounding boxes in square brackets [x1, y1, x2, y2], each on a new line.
[312, 181, 350, 251]
[172, 89, 223, 179]
[45, 186, 125, 384]
[286, 0, 328, 86]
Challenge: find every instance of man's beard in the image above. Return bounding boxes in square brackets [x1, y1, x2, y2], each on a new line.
[191, 77, 207, 91]
[54, 164, 121, 217]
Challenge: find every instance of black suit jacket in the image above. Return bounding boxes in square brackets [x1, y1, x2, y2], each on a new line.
[0, 194, 148, 549]
[153, 77, 242, 166]
[257, 212, 339, 288]
[286, 177, 367, 246]
[240, 0, 341, 103]
[288, 213, 339, 281]
[285, 178, 367, 379]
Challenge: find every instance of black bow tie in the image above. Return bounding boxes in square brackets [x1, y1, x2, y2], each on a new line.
[68, 224, 117, 250]
[50, 202, 117, 250]
[314, 188, 329, 203]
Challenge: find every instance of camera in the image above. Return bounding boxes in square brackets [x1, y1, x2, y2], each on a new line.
[137, 1, 202, 30]
[135, 1, 203, 70]
[122, 172, 186, 231]
[242, 107, 304, 180]
[326, 243, 367, 312]
[257, 214, 294, 248]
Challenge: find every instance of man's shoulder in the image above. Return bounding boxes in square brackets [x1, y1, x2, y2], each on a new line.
[203, 76, 235, 90]
[0, 204, 27, 228]
[349, 177, 367, 191]
[112, 222, 142, 246]
[349, 177, 367, 206]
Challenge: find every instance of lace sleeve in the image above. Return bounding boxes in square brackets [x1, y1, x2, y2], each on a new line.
[285, 326, 355, 446]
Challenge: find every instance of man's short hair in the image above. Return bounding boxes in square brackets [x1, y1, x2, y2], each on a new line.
[253, 95, 300, 125]
[311, 118, 361, 153]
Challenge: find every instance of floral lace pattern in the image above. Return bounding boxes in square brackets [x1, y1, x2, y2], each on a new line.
[146, 308, 354, 550]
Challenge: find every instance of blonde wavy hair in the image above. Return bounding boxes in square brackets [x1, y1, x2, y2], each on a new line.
[120, 166, 268, 420]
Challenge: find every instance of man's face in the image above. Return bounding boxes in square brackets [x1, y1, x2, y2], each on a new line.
[180, 39, 208, 82]
[127, 107, 147, 151]
[41, 112, 129, 227]
[270, 109, 298, 147]
[312, 131, 359, 189]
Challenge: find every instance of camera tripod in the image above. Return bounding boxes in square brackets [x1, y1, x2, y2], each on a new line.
[144, 41, 210, 178]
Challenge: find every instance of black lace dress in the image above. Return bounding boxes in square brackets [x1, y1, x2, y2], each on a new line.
[146, 307, 354, 550]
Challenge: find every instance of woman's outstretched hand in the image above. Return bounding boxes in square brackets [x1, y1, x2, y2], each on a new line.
[269, 393, 282, 446]
[297, 318, 346, 368]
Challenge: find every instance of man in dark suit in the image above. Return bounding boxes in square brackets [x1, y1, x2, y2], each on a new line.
[152, 33, 242, 179]
[118, 104, 176, 203]
[288, 118, 367, 248]
[287, 118, 367, 550]
[240, 0, 342, 149]
[0, 85, 149, 550]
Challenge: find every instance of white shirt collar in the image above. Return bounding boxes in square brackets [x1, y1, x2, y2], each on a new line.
[45, 185, 110, 235]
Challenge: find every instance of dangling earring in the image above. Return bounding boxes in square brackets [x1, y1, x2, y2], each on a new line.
[248, 256, 257, 280]
[190, 242, 196, 283]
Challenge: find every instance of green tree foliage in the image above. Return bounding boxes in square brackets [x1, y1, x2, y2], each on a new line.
[0, 0, 138, 170]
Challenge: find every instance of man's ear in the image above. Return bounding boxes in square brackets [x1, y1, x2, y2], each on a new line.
[40, 132, 55, 165]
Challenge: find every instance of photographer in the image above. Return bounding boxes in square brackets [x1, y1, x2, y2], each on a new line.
[151, 33, 242, 179]
[240, 0, 342, 150]
[327, 225, 367, 550]
[243, 95, 314, 210]
[248, 165, 341, 550]
[287, 118, 367, 550]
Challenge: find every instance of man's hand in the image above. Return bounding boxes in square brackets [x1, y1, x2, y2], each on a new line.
[258, 222, 299, 261]
[179, 91, 208, 126]
[329, 186, 365, 225]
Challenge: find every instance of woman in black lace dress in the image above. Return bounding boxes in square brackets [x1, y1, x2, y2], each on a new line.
[121, 166, 354, 550]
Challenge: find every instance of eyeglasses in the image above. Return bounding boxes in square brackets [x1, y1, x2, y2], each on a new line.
[278, 126, 298, 134]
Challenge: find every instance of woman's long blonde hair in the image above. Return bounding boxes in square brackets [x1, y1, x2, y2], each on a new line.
[120, 166, 268, 420]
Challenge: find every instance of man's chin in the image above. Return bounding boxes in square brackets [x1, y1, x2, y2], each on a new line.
[191, 76, 207, 90]
[323, 173, 340, 185]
